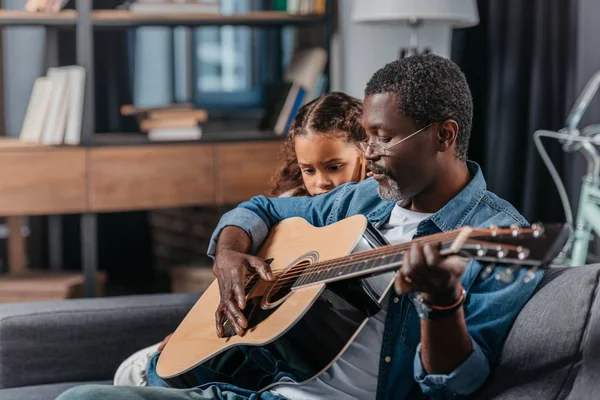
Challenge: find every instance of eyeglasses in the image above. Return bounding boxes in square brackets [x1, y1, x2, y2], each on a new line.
[358, 122, 438, 156]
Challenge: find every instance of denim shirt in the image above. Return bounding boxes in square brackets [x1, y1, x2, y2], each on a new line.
[207, 161, 542, 400]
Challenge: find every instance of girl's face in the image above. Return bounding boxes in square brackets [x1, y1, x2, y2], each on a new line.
[295, 132, 365, 196]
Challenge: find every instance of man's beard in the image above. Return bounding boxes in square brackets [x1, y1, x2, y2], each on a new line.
[367, 163, 404, 201]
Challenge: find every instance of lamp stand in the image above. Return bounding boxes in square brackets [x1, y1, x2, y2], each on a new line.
[398, 18, 431, 59]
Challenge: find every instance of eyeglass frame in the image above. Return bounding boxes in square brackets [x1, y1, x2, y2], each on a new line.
[359, 122, 440, 156]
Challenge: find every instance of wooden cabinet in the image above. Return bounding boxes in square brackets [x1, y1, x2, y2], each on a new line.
[89, 145, 215, 212]
[0, 146, 87, 215]
[215, 141, 282, 205]
[0, 140, 284, 215]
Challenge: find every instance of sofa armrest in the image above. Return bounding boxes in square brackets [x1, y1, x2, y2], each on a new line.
[0, 293, 199, 389]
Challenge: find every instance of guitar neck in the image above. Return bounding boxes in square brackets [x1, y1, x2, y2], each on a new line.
[291, 230, 465, 290]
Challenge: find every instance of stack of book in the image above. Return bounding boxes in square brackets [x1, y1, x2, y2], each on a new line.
[24, 0, 68, 12]
[260, 47, 328, 136]
[19, 66, 85, 145]
[121, 103, 207, 141]
[126, 0, 220, 14]
[273, 0, 326, 14]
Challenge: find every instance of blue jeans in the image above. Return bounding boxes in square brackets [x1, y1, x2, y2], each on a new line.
[146, 345, 297, 391]
[57, 351, 289, 400]
[56, 384, 285, 400]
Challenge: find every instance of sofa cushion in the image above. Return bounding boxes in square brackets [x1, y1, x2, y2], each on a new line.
[0, 293, 199, 388]
[0, 381, 110, 400]
[567, 264, 600, 399]
[476, 265, 600, 399]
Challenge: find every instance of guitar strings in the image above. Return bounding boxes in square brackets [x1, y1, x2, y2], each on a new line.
[245, 231, 463, 291]
[274, 226, 528, 284]
[244, 226, 526, 292]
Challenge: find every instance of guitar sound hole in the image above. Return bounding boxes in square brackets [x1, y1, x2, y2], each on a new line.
[263, 259, 312, 309]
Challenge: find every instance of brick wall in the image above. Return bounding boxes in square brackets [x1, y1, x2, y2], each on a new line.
[149, 205, 234, 272]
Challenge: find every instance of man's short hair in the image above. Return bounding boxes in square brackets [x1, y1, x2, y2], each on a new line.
[365, 54, 473, 160]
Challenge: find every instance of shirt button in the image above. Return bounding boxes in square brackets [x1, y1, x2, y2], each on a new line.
[393, 297, 400, 304]
[385, 356, 392, 363]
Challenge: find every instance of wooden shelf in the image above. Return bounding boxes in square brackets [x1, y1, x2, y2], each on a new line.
[0, 9, 325, 28]
[91, 10, 326, 28]
[0, 10, 77, 26]
[92, 130, 283, 146]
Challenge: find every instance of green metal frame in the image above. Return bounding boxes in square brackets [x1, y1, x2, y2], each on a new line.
[571, 179, 600, 265]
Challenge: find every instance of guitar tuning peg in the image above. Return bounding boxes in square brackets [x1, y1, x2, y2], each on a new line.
[489, 224, 498, 237]
[476, 244, 487, 257]
[510, 224, 521, 237]
[524, 267, 538, 284]
[495, 265, 516, 284]
[532, 223, 545, 238]
[517, 246, 530, 260]
[479, 263, 495, 280]
[495, 245, 506, 259]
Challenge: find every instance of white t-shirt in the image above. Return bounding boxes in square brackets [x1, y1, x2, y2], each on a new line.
[271, 204, 433, 400]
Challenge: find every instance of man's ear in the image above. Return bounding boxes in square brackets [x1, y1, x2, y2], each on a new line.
[436, 120, 459, 153]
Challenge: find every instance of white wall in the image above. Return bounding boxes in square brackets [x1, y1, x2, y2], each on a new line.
[334, 2, 453, 98]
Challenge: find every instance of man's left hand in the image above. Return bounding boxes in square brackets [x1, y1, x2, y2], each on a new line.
[394, 242, 468, 306]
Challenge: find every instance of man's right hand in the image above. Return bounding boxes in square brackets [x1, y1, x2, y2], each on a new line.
[213, 248, 274, 338]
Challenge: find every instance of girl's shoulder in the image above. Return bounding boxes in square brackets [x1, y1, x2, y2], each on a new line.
[277, 186, 305, 198]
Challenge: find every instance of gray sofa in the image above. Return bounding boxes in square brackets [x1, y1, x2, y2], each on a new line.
[0, 266, 599, 400]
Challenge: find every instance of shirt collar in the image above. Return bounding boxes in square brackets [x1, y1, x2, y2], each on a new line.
[429, 161, 487, 232]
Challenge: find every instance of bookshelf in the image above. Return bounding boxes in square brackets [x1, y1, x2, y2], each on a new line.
[0, 9, 327, 27]
[92, 10, 327, 27]
[0, 0, 333, 297]
[0, 9, 76, 26]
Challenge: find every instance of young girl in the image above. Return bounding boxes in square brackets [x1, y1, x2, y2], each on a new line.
[270, 91, 367, 197]
[114, 91, 367, 387]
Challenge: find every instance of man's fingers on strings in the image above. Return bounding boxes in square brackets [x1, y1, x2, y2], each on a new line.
[224, 304, 246, 337]
[249, 257, 275, 281]
[423, 243, 442, 267]
[395, 267, 413, 295]
[226, 300, 248, 328]
[233, 283, 247, 309]
[215, 304, 226, 337]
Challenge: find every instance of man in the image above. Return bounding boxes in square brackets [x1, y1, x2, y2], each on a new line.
[58, 55, 540, 400]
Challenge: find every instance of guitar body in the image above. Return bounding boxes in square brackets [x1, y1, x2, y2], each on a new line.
[157, 215, 387, 391]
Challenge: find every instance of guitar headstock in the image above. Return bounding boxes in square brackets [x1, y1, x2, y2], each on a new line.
[445, 223, 571, 284]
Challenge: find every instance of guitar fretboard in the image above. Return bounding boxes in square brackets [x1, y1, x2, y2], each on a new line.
[293, 250, 405, 288]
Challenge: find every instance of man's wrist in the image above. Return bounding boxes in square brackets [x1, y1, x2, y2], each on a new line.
[420, 284, 464, 307]
[215, 226, 251, 257]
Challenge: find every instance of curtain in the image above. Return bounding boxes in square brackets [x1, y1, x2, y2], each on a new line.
[451, 0, 579, 224]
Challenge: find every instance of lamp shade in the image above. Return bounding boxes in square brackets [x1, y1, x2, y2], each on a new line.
[352, 0, 479, 28]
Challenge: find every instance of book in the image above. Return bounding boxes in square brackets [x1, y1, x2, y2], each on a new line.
[306, 73, 327, 104]
[274, 84, 300, 135]
[283, 87, 306, 134]
[19, 77, 53, 144]
[148, 127, 202, 141]
[261, 47, 327, 135]
[287, 0, 299, 14]
[63, 66, 85, 145]
[25, 0, 68, 12]
[273, 0, 287, 11]
[120, 103, 193, 117]
[140, 117, 199, 132]
[314, 0, 326, 14]
[147, 109, 208, 122]
[41, 68, 70, 145]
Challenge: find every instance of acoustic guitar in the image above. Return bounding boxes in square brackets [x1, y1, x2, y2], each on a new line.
[157, 215, 569, 391]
